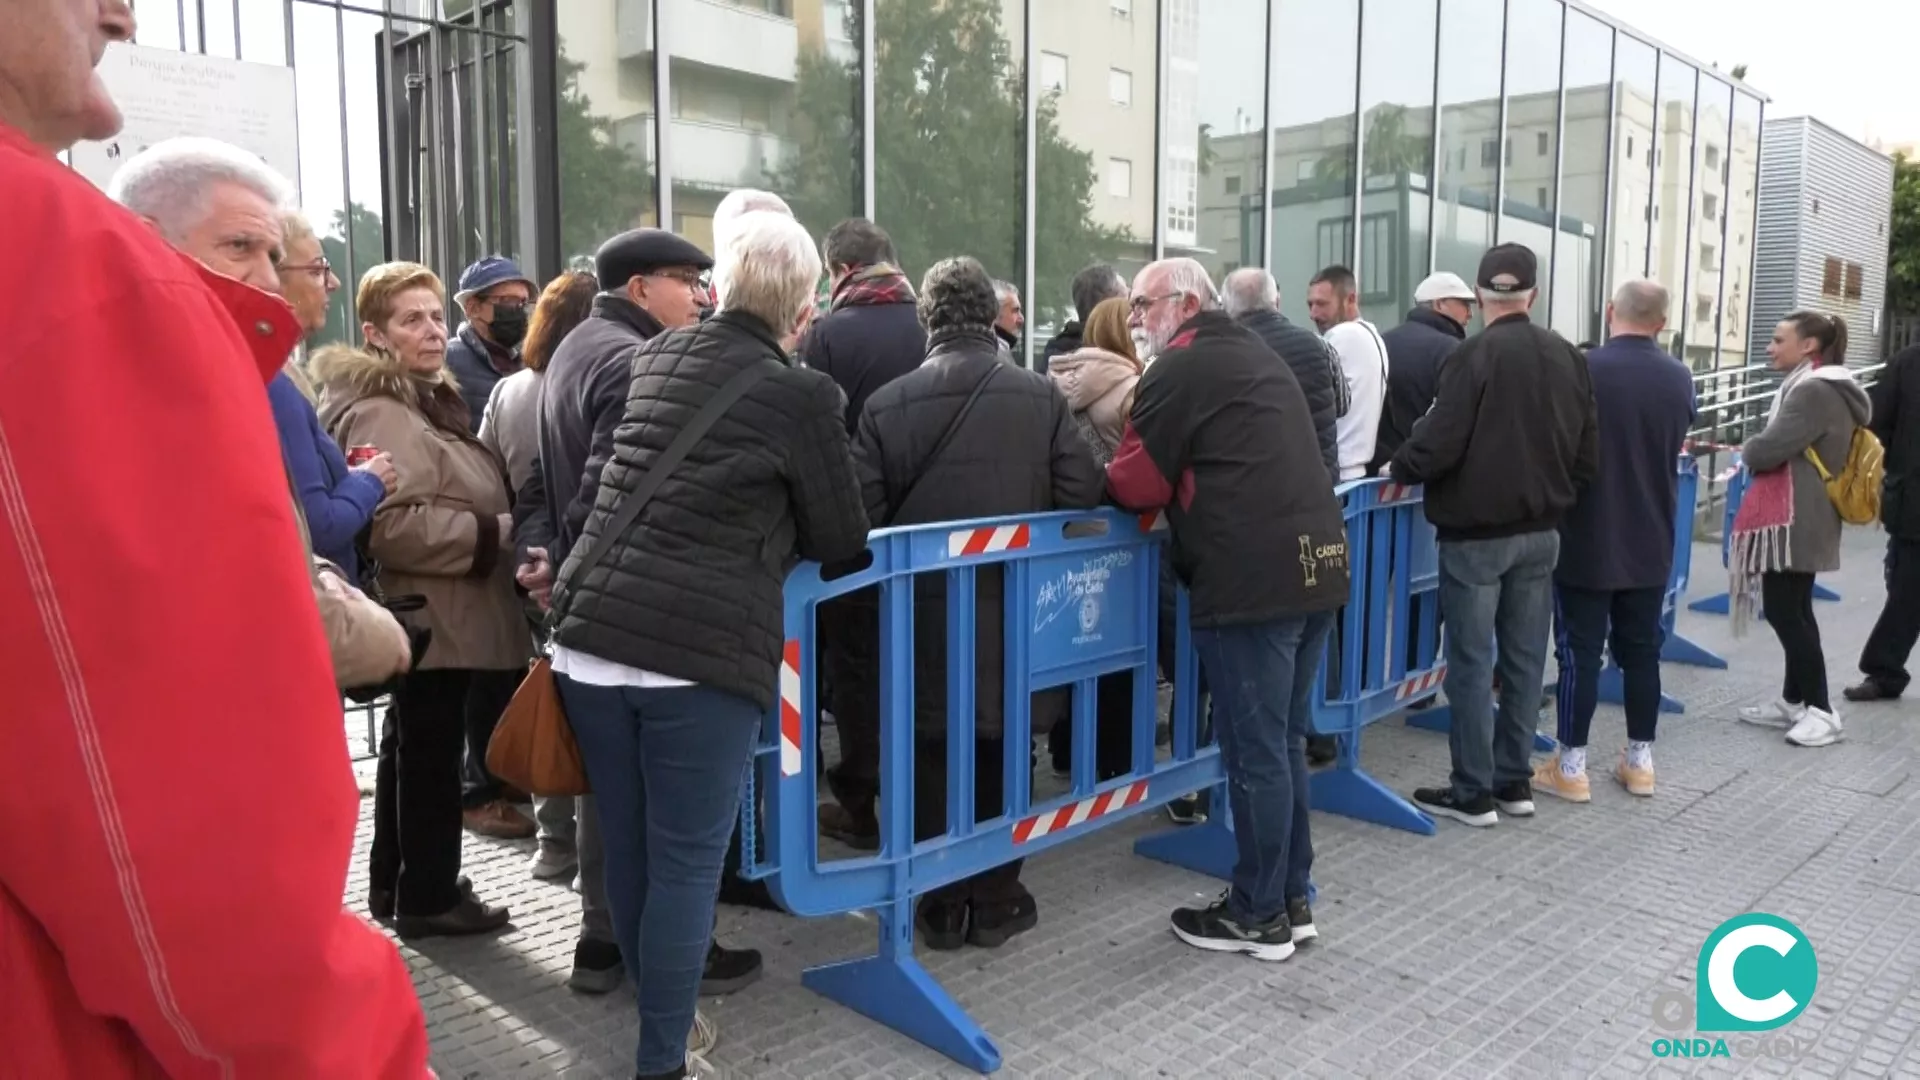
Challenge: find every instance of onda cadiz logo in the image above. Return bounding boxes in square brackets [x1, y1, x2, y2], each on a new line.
[1649, 914, 1818, 1061]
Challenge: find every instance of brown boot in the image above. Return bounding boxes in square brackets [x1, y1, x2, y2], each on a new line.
[464, 799, 536, 839]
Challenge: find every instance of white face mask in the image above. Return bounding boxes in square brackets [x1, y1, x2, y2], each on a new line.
[1131, 328, 1155, 362]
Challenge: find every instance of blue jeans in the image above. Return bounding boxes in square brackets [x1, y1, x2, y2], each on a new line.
[555, 673, 761, 1076]
[1191, 611, 1335, 925]
[1437, 531, 1560, 802]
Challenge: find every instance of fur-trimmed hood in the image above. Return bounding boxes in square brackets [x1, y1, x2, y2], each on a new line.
[310, 343, 471, 437]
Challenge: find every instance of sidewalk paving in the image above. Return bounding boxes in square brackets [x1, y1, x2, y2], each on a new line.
[351, 526, 1920, 1079]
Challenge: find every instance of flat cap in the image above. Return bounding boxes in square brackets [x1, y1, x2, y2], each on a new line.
[594, 228, 713, 289]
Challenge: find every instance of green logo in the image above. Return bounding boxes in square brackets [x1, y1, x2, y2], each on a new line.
[1695, 914, 1818, 1032]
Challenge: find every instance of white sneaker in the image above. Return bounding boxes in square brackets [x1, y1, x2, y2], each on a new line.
[1737, 699, 1804, 729]
[1785, 707, 1844, 748]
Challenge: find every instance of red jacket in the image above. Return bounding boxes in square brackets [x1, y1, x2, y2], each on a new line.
[0, 123, 430, 1077]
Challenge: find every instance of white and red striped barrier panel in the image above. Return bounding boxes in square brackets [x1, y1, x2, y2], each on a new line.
[1136, 509, 1171, 533]
[946, 522, 1032, 559]
[779, 638, 804, 776]
[1377, 482, 1421, 504]
[1395, 665, 1447, 701]
[1011, 780, 1150, 844]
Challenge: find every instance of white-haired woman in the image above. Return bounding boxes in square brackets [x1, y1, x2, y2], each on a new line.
[545, 210, 870, 1079]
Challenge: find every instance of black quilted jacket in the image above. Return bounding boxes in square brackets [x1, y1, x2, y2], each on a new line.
[549, 311, 870, 710]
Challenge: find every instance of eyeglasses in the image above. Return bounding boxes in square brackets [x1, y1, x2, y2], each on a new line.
[1128, 292, 1182, 314]
[651, 267, 711, 293]
[279, 259, 334, 279]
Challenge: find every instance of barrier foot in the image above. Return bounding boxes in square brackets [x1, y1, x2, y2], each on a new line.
[1813, 581, 1841, 602]
[1688, 592, 1731, 615]
[802, 906, 1001, 1074]
[1310, 766, 1435, 836]
[1660, 630, 1729, 670]
[1591, 668, 1685, 715]
[1133, 810, 1236, 885]
[1408, 704, 1556, 753]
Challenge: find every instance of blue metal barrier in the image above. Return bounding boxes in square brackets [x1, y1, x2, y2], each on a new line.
[739, 508, 1218, 1074]
[1688, 458, 1842, 614]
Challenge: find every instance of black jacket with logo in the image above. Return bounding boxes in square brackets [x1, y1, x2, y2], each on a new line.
[1107, 311, 1350, 626]
[1390, 312, 1599, 541]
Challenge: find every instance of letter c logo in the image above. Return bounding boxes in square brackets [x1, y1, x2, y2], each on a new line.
[1695, 914, 1817, 1032]
[1707, 924, 1799, 1024]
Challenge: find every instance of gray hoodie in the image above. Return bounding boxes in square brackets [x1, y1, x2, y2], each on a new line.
[1741, 364, 1874, 573]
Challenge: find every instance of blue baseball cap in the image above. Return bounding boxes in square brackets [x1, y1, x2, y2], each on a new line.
[454, 255, 536, 302]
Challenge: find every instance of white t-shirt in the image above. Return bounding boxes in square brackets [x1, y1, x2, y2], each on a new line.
[550, 645, 693, 689]
[1323, 319, 1389, 481]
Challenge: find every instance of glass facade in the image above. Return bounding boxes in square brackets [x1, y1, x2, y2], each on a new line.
[550, 0, 1770, 368]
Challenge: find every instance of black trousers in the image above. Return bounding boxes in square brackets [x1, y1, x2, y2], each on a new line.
[371, 667, 517, 916]
[1047, 672, 1135, 781]
[1761, 572, 1830, 713]
[821, 593, 881, 808]
[461, 669, 520, 807]
[1860, 538, 1920, 694]
[1552, 584, 1664, 747]
[915, 736, 1027, 906]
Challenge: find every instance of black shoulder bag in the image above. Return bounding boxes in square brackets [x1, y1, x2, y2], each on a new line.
[893, 363, 1001, 522]
[550, 361, 772, 616]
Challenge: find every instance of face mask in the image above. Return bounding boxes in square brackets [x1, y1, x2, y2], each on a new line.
[489, 306, 528, 348]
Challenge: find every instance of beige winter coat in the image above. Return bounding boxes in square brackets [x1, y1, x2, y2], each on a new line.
[1047, 346, 1141, 463]
[311, 345, 530, 673]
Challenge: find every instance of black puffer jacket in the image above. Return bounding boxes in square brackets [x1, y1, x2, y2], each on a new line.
[1040, 321, 1084, 372]
[550, 311, 870, 710]
[853, 327, 1103, 737]
[1372, 305, 1466, 472]
[1236, 308, 1341, 485]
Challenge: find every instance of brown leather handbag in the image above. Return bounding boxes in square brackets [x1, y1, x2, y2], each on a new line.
[487, 656, 588, 796]
[486, 359, 773, 798]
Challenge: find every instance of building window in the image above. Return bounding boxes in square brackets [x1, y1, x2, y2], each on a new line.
[1454, 146, 1467, 171]
[1704, 144, 1721, 171]
[1481, 138, 1499, 167]
[1811, 197, 1821, 214]
[1536, 131, 1550, 156]
[1698, 243, 1716, 271]
[1822, 257, 1843, 296]
[1224, 174, 1242, 195]
[1107, 157, 1132, 198]
[1844, 262, 1864, 300]
[1505, 137, 1513, 167]
[1317, 217, 1354, 270]
[1703, 193, 1719, 221]
[1626, 134, 1635, 161]
[1536, 186, 1548, 209]
[1696, 297, 1713, 325]
[1040, 51, 1068, 93]
[1109, 68, 1132, 106]
[1297, 158, 1318, 182]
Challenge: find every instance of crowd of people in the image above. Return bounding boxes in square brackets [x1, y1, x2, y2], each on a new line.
[5, 3, 1916, 1078]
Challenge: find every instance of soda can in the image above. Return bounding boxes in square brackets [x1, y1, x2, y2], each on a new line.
[347, 445, 382, 466]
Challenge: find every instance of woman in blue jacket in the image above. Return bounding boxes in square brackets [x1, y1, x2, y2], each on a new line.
[269, 211, 397, 578]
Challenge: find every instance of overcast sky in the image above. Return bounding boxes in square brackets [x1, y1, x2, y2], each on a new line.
[126, 0, 1914, 231]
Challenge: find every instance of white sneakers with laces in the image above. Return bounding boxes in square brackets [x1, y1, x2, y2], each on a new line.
[1736, 698, 1803, 728]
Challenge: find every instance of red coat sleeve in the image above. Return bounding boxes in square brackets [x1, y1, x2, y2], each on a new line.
[0, 276, 429, 1077]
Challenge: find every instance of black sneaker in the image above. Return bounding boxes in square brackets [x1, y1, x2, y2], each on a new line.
[1412, 786, 1499, 827]
[1843, 679, 1903, 703]
[567, 937, 625, 995]
[1494, 780, 1536, 817]
[1305, 735, 1338, 768]
[1170, 895, 1295, 961]
[967, 893, 1038, 948]
[1286, 896, 1317, 944]
[915, 897, 968, 951]
[699, 941, 762, 995]
[1164, 793, 1207, 825]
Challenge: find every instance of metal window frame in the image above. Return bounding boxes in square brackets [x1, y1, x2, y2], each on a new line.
[1153, 0, 1168, 263]
[861, 0, 875, 219]
[1259, 0, 1276, 270]
[1024, 0, 1038, 368]
[1590, 16, 1617, 345]
[1665, 57, 1699, 366]
[1702, 75, 1736, 369]
[1491, 0, 1511, 240]
[1426, 0, 1445, 272]
[1546, 0, 1569, 319]
[1345, 0, 1366, 275]
[654, 0, 672, 229]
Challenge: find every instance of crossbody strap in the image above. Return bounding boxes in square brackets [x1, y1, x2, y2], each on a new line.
[894, 363, 1001, 521]
[558, 360, 772, 605]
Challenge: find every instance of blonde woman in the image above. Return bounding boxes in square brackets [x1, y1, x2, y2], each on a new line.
[313, 262, 531, 937]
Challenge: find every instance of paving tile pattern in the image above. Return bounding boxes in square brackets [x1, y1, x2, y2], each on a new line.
[349, 530, 1920, 1078]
